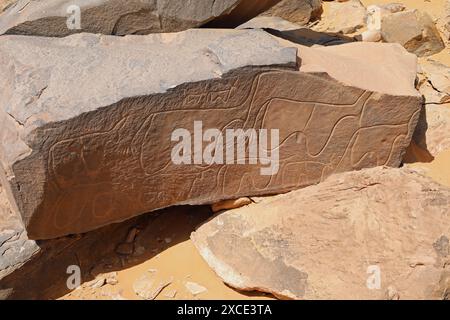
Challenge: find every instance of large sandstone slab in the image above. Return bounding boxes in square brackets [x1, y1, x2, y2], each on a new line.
[0, 30, 422, 240]
[1, 179, 214, 300]
[0, 0, 281, 36]
[192, 167, 450, 300]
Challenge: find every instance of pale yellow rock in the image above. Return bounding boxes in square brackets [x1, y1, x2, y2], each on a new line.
[211, 198, 253, 213]
[314, 0, 367, 34]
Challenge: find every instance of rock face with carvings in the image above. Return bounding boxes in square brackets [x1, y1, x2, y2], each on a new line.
[192, 167, 450, 300]
[0, 0, 281, 36]
[313, 0, 366, 34]
[0, 29, 421, 240]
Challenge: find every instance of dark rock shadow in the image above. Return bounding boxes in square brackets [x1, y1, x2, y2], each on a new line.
[403, 102, 434, 164]
[261, 28, 356, 47]
[0, 205, 270, 300]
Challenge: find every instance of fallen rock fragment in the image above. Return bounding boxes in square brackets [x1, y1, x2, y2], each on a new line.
[412, 104, 450, 158]
[0, 29, 422, 240]
[238, 16, 303, 31]
[133, 271, 173, 300]
[0, 0, 282, 36]
[185, 281, 208, 296]
[381, 10, 445, 57]
[260, 0, 323, 26]
[437, 0, 450, 42]
[192, 167, 450, 300]
[211, 198, 252, 213]
[0, 183, 39, 281]
[313, 0, 366, 34]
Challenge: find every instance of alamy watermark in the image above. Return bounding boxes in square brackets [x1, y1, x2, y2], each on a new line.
[171, 121, 280, 176]
[66, 264, 81, 290]
[366, 265, 381, 290]
[66, 5, 81, 30]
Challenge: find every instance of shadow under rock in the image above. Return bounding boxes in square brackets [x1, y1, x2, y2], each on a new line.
[262, 28, 356, 47]
[0, 205, 265, 300]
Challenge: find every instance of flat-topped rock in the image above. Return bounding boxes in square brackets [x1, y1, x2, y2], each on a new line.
[192, 167, 450, 299]
[0, 29, 422, 239]
[259, 0, 323, 26]
[0, 0, 281, 36]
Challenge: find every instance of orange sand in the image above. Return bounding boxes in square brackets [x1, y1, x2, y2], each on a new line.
[410, 148, 450, 188]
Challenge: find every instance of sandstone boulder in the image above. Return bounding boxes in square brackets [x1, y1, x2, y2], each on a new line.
[0, 30, 421, 240]
[381, 10, 445, 57]
[413, 105, 450, 158]
[313, 0, 366, 34]
[260, 0, 323, 26]
[411, 59, 450, 158]
[191, 167, 450, 300]
[0, 0, 281, 36]
[0, 183, 38, 283]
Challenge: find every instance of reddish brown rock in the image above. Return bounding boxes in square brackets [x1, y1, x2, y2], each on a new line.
[381, 10, 445, 57]
[0, 30, 421, 240]
[192, 167, 450, 300]
[259, 0, 323, 26]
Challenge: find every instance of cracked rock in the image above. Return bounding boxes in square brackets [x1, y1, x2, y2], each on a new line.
[0, 0, 282, 37]
[192, 167, 450, 299]
[0, 29, 421, 240]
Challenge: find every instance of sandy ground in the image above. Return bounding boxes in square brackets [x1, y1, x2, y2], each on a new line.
[361, 0, 448, 20]
[63, 240, 272, 300]
[61, 206, 272, 300]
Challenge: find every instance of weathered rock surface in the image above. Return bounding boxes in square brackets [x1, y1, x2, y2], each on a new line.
[0, 0, 281, 36]
[0, 29, 422, 240]
[0, 183, 38, 284]
[192, 167, 450, 300]
[412, 59, 450, 158]
[313, 0, 366, 34]
[260, 0, 323, 26]
[381, 10, 445, 57]
[413, 105, 450, 158]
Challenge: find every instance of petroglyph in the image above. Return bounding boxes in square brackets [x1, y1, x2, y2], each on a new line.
[0, 31, 422, 239]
